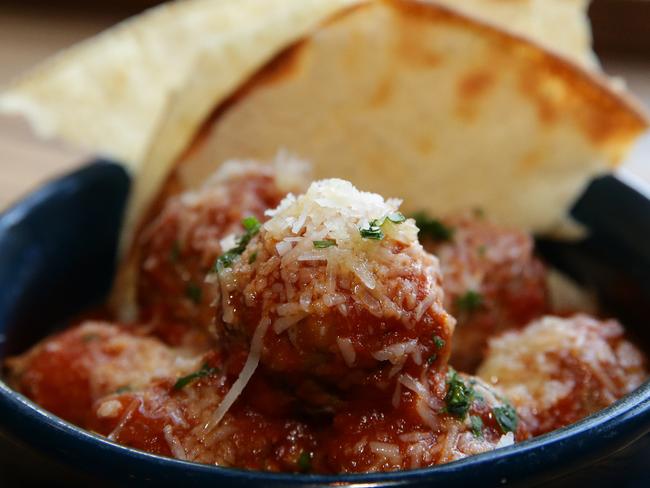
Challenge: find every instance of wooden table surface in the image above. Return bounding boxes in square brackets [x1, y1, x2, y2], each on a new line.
[1, 3, 649, 210]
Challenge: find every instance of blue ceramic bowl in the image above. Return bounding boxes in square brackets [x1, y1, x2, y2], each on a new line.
[1, 161, 649, 487]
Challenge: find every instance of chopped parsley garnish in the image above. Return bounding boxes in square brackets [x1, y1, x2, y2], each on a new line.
[493, 404, 518, 434]
[456, 290, 484, 312]
[359, 212, 406, 241]
[470, 415, 484, 438]
[297, 451, 312, 472]
[444, 368, 473, 419]
[359, 224, 384, 240]
[386, 212, 406, 224]
[427, 353, 438, 365]
[477, 245, 487, 256]
[313, 239, 337, 249]
[115, 385, 132, 394]
[242, 216, 262, 234]
[373, 212, 407, 227]
[433, 335, 445, 349]
[412, 212, 454, 242]
[170, 240, 181, 263]
[214, 216, 261, 271]
[248, 251, 258, 265]
[173, 363, 219, 390]
[216, 251, 238, 270]
[185, 282, 202, 304]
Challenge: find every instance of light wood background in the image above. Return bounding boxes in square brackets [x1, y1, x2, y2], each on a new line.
[1, 3, 649, 210]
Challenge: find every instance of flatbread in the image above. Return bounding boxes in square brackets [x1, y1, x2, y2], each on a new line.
[0, 0, 362, 173]
[0, 0, 607, 245]
[432, 0, 598, 69]
[172, 0, 647, 235]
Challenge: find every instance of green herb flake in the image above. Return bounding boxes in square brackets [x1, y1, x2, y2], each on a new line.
[444, 368, 473, 419]
[470, 415, 484, 438]
[173, 363, 219, 390]
[456, 290, 484, 312]
[493, 404, 518, 434]
[248, 251, 258, 265]
[297, 451, 312, 473]
[242, 216, 262, 234]
[477, 245, 487, 256]
[185, 282, 202, 304]
[115, 385, 132, 394]
[386, 212, 406, 224]
[313, 239, 337, 249]
[433, 335, 445, 349]
[359, 224, 385, 240]
[412, 212, 454, 242]
[215, 251, 237, 271]
[170, 240, 181, 263]
[213, 216, 262, 272]
[427, 353, 438, 365]
[359, 211, 407, 241]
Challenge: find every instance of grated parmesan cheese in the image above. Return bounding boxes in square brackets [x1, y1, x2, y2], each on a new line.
[163, 424, 188, 460]
[373, 340, 418, 365]
[337, 337, 356, 367]
[369, 442, 402, 465]
[96, 399, 123, 418]
[478, 314, 647, 436]
[205, 317, 270, 431]
[495, 432, 515, 449]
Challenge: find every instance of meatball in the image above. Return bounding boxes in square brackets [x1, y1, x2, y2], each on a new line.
[215, 179, 455, 393]
[6, 321, 198, 426]
[477, 314, 647, 436]
[89, 359, 317, 472]
[419, 212, 549, 372]
[324, 368, 523, 472]
[137, 156, 309, 340]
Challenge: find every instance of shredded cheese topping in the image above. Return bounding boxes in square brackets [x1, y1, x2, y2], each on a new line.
[205, 318, 270, 432]
[478, 314, 646, 434]
[230, 179, 447, 332]
[265, 178, 417, 245]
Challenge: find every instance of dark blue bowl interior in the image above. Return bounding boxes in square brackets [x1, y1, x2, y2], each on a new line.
[0, 160, 130, 359]
[0, 161, 649, 487]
